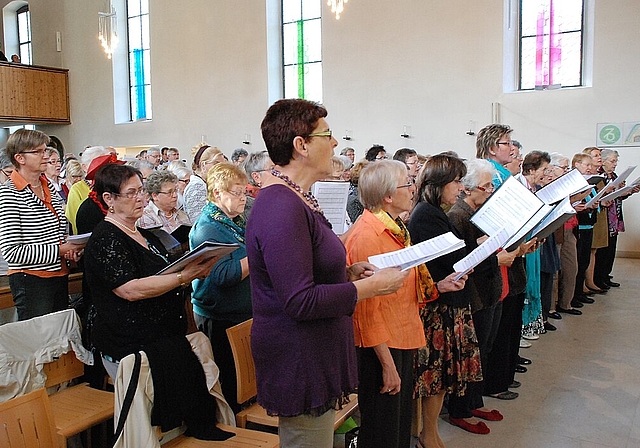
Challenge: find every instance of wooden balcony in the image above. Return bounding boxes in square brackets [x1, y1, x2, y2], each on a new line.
[0, 62, 70, 125]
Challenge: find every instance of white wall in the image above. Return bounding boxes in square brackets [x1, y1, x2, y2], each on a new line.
[2, 0, 639, 254]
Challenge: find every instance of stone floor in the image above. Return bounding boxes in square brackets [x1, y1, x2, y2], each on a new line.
[336, 258, 640, 448]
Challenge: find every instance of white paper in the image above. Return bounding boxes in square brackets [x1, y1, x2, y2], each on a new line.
[535, 169, 589, 205]
[453, 228, 510, 280]
[470, 176, 545, 237]
[311, 181, 350, 235]
[368, 232, 465, 271]
[599, 184, 636, 203]
[67, 232, 91, 245]
[607, 165, 636, 190]
[502, 204, 553, 250]
[585, 183, 611, 208]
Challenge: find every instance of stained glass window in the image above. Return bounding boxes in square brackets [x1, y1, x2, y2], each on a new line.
[519, 0, 583, 90]
[282, 0, 323, 103]
[127, 0, 152, 120]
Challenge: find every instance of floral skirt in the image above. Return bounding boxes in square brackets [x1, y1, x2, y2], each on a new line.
[414, 302, 482, 398]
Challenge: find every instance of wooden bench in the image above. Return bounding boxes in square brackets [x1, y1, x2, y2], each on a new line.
[0, 388, 59, 448]
[226, 319, 358, 430]
[162, 425, 279, 448]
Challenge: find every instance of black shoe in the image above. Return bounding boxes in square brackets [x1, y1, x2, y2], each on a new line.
[606, 280, 620, 288]
[586, 287, 607, 294]
[509, 380, 521, 388]
[557, 307, 583, 315]
[595, 283, 611, 290]
[576, 295, 595, 304]
[548, 311, 562, 320]
[544, 321, 556, 331]
[570, 300, 584, 308]
[518, 356, 532, 365]
[515, 365, 527, 373]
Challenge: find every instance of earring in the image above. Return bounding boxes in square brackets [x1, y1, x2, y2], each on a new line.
[108, 206, 115, 213]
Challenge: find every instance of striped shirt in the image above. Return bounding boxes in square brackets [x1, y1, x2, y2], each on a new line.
[0, 171, 68, 274]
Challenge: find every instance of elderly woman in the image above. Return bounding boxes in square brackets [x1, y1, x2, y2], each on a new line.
[408, 154, 484, 446]
[365, 144, 387, 162]
[63, 159, 85, 195]
[247, 99, 408, 447]
[345, 160, 464, 447]
[83, 164, 217, 370]
[165, 160, 192, 211]
[346, 159, 369, 223]
[447, 158, 516, 422]
[515, 150, 551, 339]
[83, 163, 225, 438]
[0, 130, 84, 320]
[138, 170, 191, 236]
[44, 147, 65, 202]
[189, 162, 251, 414]
[184, 144, 227, 223]
[241, 150, 274, 218]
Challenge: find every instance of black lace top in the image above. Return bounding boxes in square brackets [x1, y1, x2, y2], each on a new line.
[84, 220, 186, 360]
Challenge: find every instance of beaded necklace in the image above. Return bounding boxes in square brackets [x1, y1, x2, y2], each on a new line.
[105, 215, 138, 234]
[271, 169, 323, 215]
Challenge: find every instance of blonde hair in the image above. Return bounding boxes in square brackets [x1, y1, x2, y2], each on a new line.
[207, 162, 248, 201]
[65, 159, 84, 178]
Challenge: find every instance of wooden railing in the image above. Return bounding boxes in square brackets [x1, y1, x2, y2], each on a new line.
[0, 62, 70, 124]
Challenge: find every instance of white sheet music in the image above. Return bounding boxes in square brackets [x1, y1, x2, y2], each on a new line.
[311, 181, 350, 235]
[535, 169, 589, 205]
[528, 197, 576, 240]
[368, 232, 465, 271]
[608, 166, 636, 190]
[452, 228, 510, 280]
[470, 176, 545, 237]
[502, 204, 553, 250]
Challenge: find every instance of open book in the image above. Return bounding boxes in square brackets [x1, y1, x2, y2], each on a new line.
[470, 176, 545, 248]
[368, 232, 465, 271]
[535, 168, 590, 205]
[156, 240, 239, 275]
[528, 197, 576, 241]
[452, 228, 510, 280]
[311, 181, 350, 235]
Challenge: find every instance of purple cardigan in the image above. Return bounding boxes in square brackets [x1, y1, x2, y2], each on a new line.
[246, 185, 358, 417]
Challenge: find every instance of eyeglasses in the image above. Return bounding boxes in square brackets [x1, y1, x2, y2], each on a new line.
[178, 178, 190, 185]
[475, 183, 495, 193]
[47, 159, 61, 165]
[157, 188, 179, 196]
[20, 148, 47, 156]
[115, 187, 145, 199]
[397, 178, 415, 189]
[256, 165, 275, 173]
[307, 130, 332, 139]
[557, 165, 570, 171]
[225, 189, 245, 198]
[375, 155, 389, 160]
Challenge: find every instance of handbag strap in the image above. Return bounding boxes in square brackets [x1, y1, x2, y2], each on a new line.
[111, 351, 142, 447]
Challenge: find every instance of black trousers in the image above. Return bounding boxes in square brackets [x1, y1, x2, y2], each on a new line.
[194, 314, 241, 414]
[594, 234, 617, 287]
[574, 228, 593, 297]
[540, 271, 554, 320]
[484, 292, 524, 395]
[356, 347, 414, 448]
[9, 273, 68, 321]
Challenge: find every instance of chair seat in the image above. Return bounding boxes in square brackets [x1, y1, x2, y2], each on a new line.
[237, 393, 358, 431]
[48, 383, 114, 437]
[162, 424, 279, 448]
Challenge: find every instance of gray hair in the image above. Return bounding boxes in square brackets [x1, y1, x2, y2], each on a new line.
[242, 151, 271, 186]
[0, 148, 12, 169]
[231, 148, 249, 162]
[461, 158, 497, 190]
[166, 161, 192, 180]
[600, 148, 619, 161]
[358, 160, 407, 211]
[340, 147, 355, 156]
[336, 155, 353, 170]
[145, 170, 178, 195]
[81, 146, 109, 166]
[549, 152, 569, 167]
[128, 159, 155, 171]
[147, 146, 161, 156]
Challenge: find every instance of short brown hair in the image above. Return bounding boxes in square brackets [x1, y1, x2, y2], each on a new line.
[6, 129, 50, 168]
[415, 154, 466, 207]
[261, 99, 328, 166]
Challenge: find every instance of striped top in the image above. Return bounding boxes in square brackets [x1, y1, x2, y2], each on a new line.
[0, 171, 68, 274]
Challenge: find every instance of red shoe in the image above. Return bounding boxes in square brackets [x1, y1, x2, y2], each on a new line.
[449, 417, 490, 434]
[471, 408, 504, 421]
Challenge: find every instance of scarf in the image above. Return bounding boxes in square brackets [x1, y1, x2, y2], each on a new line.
[371, 209, 437, 307]
[203, 201, 246, 244]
